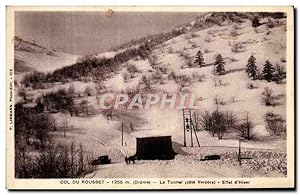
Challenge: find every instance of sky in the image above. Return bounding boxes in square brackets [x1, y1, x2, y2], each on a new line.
[15, 11, 201, 55]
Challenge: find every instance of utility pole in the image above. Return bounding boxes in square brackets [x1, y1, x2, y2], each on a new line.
[121, 123, 124, 146]
[183, 110, 186, 147]
[190, 110, 193, 147]
[238, 140, 241, 165]
[183, 109, 200, 147]
[190, 118, 201, 147]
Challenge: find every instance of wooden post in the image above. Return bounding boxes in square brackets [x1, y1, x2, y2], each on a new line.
[189, 110, 193, 147]
[121, 123, 124, 146]
[190, 117, 200, 147]
[183, 109, 186, 147]
[238, 140, 241, 165]
[246, 113, 250, 140]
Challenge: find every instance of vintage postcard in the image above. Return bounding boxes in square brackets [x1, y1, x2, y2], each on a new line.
[6, 6, 294, 189]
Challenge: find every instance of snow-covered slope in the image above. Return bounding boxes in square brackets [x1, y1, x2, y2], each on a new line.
[19, 13, 288, 177]
[14, 37, 80, 74]
[98, 15, 287, 139]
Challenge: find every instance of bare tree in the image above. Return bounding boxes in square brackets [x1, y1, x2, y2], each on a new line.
[231, 42, 245, 53]
[70, 141, 76, 177]
[235, 112, 255, 140]
[192, 111, 201, 131]
[15, 129, 92, 178]
[264, 112, 286, 136]
[77, 143, 84, 176]
[199, 110, 235, 139]
[225, 111, 237, 128]
[175, 75, 192, 88]
[36, 143, 59, 178]
[214, 95, 226, 105]
[199, 111, 213, 133]
[61, 114, 69, 138]
[56, 145, 71, 178]
[262, 87, 276, 106]
[273, 64, 286, 84]
[34, 114, 54, 148]
[211, 110, 227, 139]
[15, 145, 35, 178]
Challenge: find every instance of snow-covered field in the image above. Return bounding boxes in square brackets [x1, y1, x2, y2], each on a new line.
[85, 153, 286, 178]
[50, 108, 286, 178]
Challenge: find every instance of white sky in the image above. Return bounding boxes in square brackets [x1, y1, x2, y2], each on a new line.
[15, 11, 201, 55]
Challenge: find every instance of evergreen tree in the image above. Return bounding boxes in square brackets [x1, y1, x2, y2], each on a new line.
[246, 55, 258, 80]
[214, 54, 226, 75]
[273, 64, 286, 83]
[262, 60, 275, 82]
[194, 50, 205, 67]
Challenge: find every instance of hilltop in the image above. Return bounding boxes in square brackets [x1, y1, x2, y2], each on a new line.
[14, 36, 79, 75]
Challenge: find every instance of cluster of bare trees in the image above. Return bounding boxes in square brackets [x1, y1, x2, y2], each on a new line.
[36, 88, 93, 117]
[196, 110, 237, 139]
[21, 71, 48, 89]
[196, 108, 286, 140]
[15, 103, 54, 148]
[15, 103, 94, 178]
[167, 71, 193, 89]
[21, 43, 153, 89]
[37, 89, 74, 113]
[196, 110, 255, 140]
[231, 42, 246, 53]
[16, 141, 94, 178]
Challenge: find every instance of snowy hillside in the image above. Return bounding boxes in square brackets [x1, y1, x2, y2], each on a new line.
[14, 36, 79, 75]
[15, 12, 288, 178]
